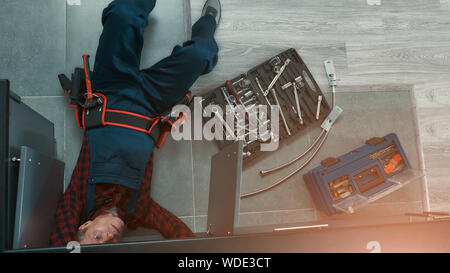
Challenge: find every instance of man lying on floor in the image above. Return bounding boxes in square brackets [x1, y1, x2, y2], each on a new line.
[50, 0, 221, 246]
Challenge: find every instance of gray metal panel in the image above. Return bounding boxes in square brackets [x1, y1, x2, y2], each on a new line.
[207, 141, 243, 236]
[9, 97, 55, 159]
[8, 95, 57, 245]
[0, 80, 10, 251]
[2, 84, 57, 251]
[13, 146, 64, 249]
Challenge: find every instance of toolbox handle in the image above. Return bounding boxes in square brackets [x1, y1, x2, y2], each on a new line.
[320, 157, 340, 167]
[365, 137, 386, 146]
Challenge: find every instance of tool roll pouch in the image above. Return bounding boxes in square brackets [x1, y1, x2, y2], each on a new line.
[58, 67, 86, 107]
[59, 68, 104, 130]
[82, 95, 105, 129]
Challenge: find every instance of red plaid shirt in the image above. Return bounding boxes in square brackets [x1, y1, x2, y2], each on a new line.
[50, 134, 194, 246]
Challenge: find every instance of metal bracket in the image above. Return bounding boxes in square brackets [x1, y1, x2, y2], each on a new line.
[324, 60, 337, 86]
[321, 105, 343, 131]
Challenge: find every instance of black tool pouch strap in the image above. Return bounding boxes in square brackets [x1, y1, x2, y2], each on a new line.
[78, 92, 160, 133]
[59, 55, 193, 148]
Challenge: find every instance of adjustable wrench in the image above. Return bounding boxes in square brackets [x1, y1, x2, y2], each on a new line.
[256, 76, 273, 107]
[265, 58, 291, 95]
[221, 87, 242, 121]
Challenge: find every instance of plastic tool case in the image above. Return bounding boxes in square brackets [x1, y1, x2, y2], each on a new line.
[304, 133, 413, 216]
[200, 48, 331, 163]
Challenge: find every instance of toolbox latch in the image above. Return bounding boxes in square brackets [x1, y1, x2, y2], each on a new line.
[365, 137, 385, 146]
[321, 157, 340, 167]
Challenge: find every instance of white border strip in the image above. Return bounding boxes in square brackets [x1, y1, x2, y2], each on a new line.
[274, 224, 329, 232]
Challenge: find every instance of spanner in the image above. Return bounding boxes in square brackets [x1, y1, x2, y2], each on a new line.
[210, 105, 236, 140]
[265, 58, 291, 95]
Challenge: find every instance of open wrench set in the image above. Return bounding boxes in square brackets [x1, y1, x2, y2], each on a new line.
[200, 48, 331, 162]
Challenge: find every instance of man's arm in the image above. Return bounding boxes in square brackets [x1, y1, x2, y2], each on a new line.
[49, 135, 89, 247]
[141, 198, 196, 239]
[130, 153, 195, 238]
[49, 168, 84, 246]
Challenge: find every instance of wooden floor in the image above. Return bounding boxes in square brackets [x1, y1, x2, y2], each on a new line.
[189, 0, 450, 219]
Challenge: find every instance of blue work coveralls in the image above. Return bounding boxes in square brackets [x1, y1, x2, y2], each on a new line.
[86, 0, 218, 191]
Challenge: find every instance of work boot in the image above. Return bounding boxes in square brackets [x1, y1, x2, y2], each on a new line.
[201, 0, 221, 25]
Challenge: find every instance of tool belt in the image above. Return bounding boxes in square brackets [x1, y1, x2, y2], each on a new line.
[58, 55, 191, 148]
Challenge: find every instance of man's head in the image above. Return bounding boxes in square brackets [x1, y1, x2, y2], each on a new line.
[77, 211, 125, 245]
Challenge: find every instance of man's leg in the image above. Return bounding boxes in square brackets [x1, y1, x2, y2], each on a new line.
[92, 0, 157, 91]
[140, 14, 219, 113]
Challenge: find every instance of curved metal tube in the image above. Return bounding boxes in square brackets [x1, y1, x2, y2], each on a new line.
[243, 74, 337, 199]
[241, 130, 330, 199]
[259, 129, 326, 176]
[258, 82, 336, 176]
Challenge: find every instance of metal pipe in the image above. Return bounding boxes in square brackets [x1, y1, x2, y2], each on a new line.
[293, 83, 303, 124]
[241, 129, 329, 199]
[271, 88, 291, 136]
[259, 129, 326, 176]
[332, 85, 336, 109]
[316, 95, 322, 120]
